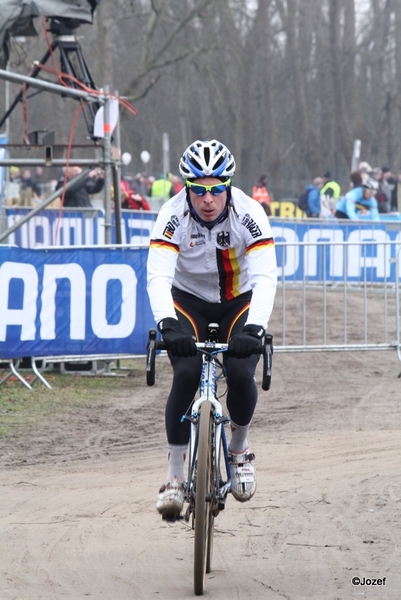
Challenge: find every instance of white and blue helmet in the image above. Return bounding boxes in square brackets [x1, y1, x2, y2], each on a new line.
[179, 139, 236, 179]
[362, 178, 379, 191]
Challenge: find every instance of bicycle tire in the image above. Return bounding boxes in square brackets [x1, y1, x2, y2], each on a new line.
[206, 427, 221, 573]
[194, 400, 213, 596]
[206, 512, 214, 574]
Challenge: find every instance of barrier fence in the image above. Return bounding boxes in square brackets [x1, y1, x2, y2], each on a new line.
[274, 240, 400, 363]
[0, 229, 400, 389]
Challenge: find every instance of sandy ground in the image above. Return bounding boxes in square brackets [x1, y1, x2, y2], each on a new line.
[1, 323, 401, 598]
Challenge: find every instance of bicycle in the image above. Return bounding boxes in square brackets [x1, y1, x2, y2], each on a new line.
[146, 323, 273, 596]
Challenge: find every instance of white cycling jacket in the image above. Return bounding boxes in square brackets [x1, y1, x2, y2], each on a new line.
[147, 186, 277, 327]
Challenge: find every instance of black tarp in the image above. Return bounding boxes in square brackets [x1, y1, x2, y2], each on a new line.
[0, 0, 99, 68]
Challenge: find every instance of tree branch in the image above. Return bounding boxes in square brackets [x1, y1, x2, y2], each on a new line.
[122, 0, 216, 99]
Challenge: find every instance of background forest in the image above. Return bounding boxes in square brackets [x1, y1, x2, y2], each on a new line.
[1, 0, 401, 199]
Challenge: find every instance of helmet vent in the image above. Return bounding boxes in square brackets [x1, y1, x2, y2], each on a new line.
[191, 158, 202, 172]
[214, 155, 224, 169]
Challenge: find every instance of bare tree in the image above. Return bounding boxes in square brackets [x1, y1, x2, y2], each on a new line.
[3, 0, 401, 197]
[276, 0, 321, 177]
[119, 0, 217, 102]
[328, 0, 353, 166]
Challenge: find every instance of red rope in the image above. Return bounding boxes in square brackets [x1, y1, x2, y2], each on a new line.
[54, 100, 87, 246]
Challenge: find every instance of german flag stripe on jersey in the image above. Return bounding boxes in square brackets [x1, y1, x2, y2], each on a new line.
[216, 248, 241, 301]
[246, 237, 274, 254]
[149, 239, 179, 253]
[174, 302, 200, 341]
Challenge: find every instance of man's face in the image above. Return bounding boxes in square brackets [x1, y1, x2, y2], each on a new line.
[188, 177, 228, 222]
[66, 166, 82, 178]
[363, 188, 375, 199]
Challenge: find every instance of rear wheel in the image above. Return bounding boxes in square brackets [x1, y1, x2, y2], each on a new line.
[194, 401, 213, 595]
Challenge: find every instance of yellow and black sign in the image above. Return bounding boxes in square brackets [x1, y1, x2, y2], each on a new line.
[270, 200, 305, 218]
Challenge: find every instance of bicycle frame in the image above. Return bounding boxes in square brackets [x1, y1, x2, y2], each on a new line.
[184, 345, 232, 522]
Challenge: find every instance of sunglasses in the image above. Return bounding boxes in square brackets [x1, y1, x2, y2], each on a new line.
[186, 179, 231, 196]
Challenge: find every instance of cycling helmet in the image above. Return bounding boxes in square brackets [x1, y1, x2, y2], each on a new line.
[362, 178, 379, 191]
[179, 139, 236, 179]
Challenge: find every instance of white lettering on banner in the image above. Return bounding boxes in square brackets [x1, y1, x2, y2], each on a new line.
[0, 261, 38, 341]
[29, 216, 51, 247]
[347, 229, 391, 278]
[97, 217, 105, 245]
[303, 229, 344, 278]
[127, 216, 154, 246]
[271, 227, 299, 276]
[272, 226, 399, 280]
[55, 217, 83, 246]
[6, 214, 19, 245]
[91, 264, 137, 338]
[85, 217, 95, 245]
[0, 260, 139, 343]
[6, 215, 30, 247]
[40, 264, 86, 340]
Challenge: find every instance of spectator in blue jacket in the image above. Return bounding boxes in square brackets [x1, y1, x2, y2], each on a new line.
[335, 179, 379, 220]
[305, 177, 323, 217]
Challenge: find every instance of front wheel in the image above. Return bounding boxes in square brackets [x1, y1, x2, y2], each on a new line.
[194, 400, 213, 595]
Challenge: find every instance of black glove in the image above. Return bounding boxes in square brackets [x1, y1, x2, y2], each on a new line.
[158, 318, 197, 358]
[228, 324, 265, 358]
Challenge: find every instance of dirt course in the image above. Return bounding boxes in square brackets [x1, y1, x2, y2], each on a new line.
[1, 339, 401, 599]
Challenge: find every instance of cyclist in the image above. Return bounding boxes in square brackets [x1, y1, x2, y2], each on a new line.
[147, 139, 277, 519]
[334, 178, 379, 220]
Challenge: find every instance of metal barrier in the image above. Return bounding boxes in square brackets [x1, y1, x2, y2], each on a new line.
[1, 235, 400, 390]
[273, 239, 401, 363]
[0, 359, 34, 389]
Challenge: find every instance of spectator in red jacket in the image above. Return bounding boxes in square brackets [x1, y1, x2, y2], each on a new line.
[119, 179, 150, 210]
[252, 174, 271, 215]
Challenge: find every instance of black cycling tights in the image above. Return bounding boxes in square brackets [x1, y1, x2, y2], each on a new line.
[165, 287, 259, 446]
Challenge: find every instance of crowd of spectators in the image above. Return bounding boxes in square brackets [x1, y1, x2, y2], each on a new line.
[4, 162, 401, 220]
[300, 162, 401, 220]
[3, 167, 183, 212]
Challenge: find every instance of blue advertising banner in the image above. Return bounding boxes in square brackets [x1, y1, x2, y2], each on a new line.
[0, 246, 155, 359]
[272, 220, 401, 283]
[5, 208, 156, 247]
[2, 209, 401, 302]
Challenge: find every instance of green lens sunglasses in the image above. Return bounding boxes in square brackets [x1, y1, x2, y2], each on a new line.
[186, 179, 231, 196]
